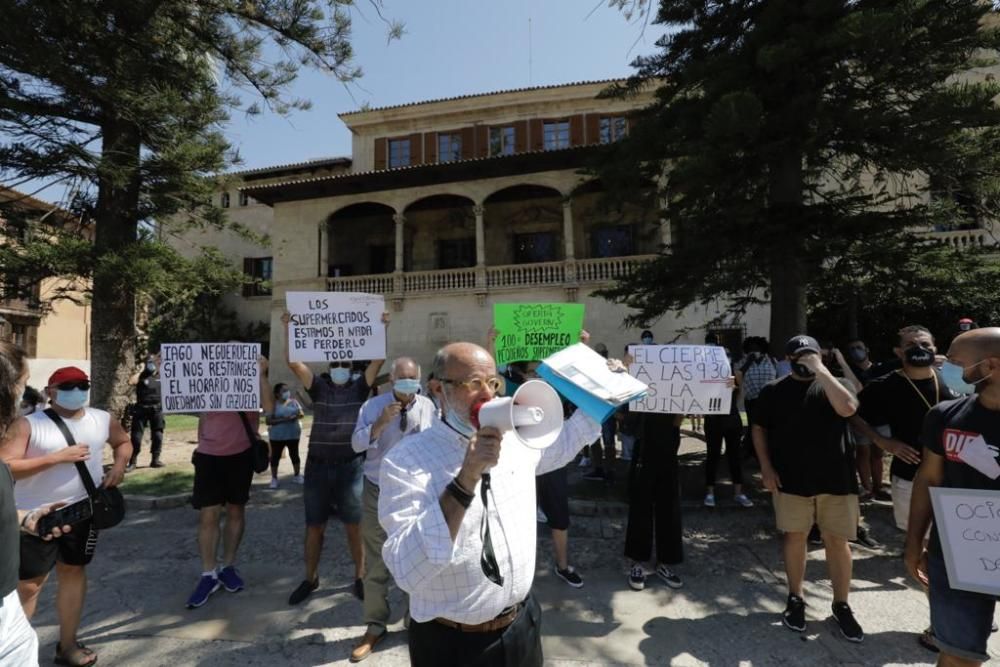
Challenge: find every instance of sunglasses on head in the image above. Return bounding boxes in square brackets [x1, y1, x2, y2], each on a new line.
[56, 381, 90, 391]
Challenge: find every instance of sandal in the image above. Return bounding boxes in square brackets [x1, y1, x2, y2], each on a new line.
[54, 641, 98, 666]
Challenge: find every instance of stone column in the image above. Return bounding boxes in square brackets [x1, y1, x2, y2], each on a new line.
[319, 221, 329, 278]
[474, 204, 487, 290]
[562, 198, 575, 260]
[393, 212, 406, 272]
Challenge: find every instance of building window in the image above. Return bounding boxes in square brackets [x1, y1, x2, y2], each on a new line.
[489, 126, 515, 156]
[591, 225, 635, 258]
[388, 139, 411, 168]
[599, 116, 628, 144]
[2, 273, 20, 300]
[369, 244, 394, 274]
[438, 133, 462, 163]
[437, 238, 476, 269]
[239, 191, 249, 206]
[242, 257, 272, 297]
[513, 232, 558, 264]
[543, 121, 570, 151]
[9, 323, 27, 349]
[221, 192, 230, 208]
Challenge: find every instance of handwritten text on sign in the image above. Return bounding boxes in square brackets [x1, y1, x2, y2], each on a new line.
[160, 343, 260, 413]
[493, 303, 585, 365]
[628, 345, 732, 415]
[930, 487, 1000, 596]
[286, 291, 386, 363]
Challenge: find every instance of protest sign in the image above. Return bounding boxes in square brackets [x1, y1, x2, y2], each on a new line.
[493, 303, 585, 365]
[930, 487, 1000, 596]
[160, 343, 260, 413]
[286, 291, 386, 363]
[628, 345, 733, 415]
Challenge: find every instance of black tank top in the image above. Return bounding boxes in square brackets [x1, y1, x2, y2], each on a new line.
[0, 463, 18, 599]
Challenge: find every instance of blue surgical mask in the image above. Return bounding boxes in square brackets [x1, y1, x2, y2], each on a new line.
[940, 361, 979, 395]
[394, 378, 421, 396]
[330, 368, 351, 385]
[279, 390, 291, 401]
[441, 389, 475, 438]
[55, 388, 89, 411]
[641, 336, 654, 345]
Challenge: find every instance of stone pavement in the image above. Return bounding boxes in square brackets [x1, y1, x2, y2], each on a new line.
[32, 434, 1000, 665]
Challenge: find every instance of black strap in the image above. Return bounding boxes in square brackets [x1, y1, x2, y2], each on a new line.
[43, 408, 98, 498]
[479, 473, 504, 587]
[236, 412, 258, 447]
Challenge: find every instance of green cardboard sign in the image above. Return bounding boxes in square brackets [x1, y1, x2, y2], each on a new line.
[493, 303, 585, 364]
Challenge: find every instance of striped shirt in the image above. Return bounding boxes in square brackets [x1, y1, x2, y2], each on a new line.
[307, 376, 370, 458]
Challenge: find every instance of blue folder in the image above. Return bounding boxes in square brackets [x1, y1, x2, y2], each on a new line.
[536, 363, 646, 424]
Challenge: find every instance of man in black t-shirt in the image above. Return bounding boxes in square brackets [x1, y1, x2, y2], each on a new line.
[906, 328, 1000, 666]
[127, 353, 165, 470]
[752, 335, 864, 642]
[854, 326, 958, 532]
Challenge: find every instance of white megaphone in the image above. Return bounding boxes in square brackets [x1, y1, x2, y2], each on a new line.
[473, 380, 564, 450]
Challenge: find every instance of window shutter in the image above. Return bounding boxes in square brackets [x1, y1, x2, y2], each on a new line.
[475, 125, 489, 158]
[514, 120, 528, 153]
[570, 115, 585, 146]
[529, 119, 544, 151]
[374, 138, 387, 170]
[408, 133, 423, 165]
[425, 133, 437, 164]
[460, 127, 475, 160]
[585, 114, 600, 145]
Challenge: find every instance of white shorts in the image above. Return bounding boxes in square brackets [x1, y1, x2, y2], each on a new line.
[892, 475, 913, 532]
[0, 588, 38, 666]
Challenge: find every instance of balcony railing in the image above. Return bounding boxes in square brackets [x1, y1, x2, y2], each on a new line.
[928, 228, 996, 248]
[325, 254, 655, 295]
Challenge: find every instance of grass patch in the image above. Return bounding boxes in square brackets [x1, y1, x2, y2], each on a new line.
[164, 414, 199, 432]
[120, 468, 193, 497]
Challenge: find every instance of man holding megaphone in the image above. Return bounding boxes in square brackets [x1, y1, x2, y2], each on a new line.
[378, 341, 609, 667]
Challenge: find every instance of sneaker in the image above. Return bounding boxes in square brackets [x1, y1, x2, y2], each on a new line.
[186, 574, 220, 609]
[536, 507, 548, 524]
[808, 525, 823, 546]
[354, 577, 365, 600]
[873, 488, 892, 502]
[832, 601, 864, 643]
[628, 565, 646, 591]
[783, 594, 806, 632]
[150, 458, 165, 468]
[269, 477, 279, 489]
[577, 456, 591, 468]
[125, 460, 136, 473]
[288, 578, 318, 605]
[292, 474, 305, 485]
[555, 566, 584, 588]
[217, 565, 244, 593]
[655, 564, 683, 589]
[703, 493, 716, 508]
[852, 525, 880, 550]
[735, 494, 754, 508]
[583, 469, 606, 481]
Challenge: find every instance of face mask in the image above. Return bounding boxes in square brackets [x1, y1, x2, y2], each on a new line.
[641, 336, 654, 345]
[791, 362, 814, 379]
[960, 322, 973, 331]
[394, 378, 421, 396]
[940, 362, 975, 394]
[440, 388, 475, 438]
[904, 346, 935, 368]
[848, 348, 866, 363]
[279, 390, 291, 401]
[55, 389, 89, 411]
[330, 368, 351, 385]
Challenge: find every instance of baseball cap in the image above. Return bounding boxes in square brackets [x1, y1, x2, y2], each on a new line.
[48, 366, 89, 387]
[784, 335, 821, 357]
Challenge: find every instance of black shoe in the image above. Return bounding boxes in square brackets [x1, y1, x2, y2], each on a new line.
[555, 566, 584, 588]
[918, 628, 939, 652]
[873, 488, 892, 502]
[150, 458, 165, 468]
[783, 594, 806, 633]
[288, 578, 318, 605]
[354, 578, 364, 600]
[582, 468, 606, 481]
[851, 525, 880, 550]
[808, 525, 823, 546]
[832, 601, 864, 643]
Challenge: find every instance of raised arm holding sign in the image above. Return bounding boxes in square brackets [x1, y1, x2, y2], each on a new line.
[628, 345, 734, 415]
[160, 343, 264, 413]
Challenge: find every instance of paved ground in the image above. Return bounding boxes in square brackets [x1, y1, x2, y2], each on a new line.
[32, 435, 999, 666]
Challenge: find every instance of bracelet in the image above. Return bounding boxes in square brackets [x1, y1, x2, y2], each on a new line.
[446, 478, 475, 509]
[19, 510, 35, 534]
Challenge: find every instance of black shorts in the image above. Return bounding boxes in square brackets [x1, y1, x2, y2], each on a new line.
[19, 518, 98, 580]
[191, 450, 253, 509]
[536, 466, 570, 531]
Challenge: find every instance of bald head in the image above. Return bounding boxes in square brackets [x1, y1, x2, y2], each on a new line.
[949, 328, 1000, 360]
[431, 342, 495, 382]
[391, 356, 421, 380]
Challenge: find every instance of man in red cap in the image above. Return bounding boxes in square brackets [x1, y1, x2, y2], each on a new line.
[0, 366, 131, 667]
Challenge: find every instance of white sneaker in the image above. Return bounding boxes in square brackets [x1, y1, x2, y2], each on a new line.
[269, 478, 279, 490]
[735, 494, 754, 508]
[577, 457, 591, 468]
[703, 493, 716, 508]
[292, 475, 305, 485]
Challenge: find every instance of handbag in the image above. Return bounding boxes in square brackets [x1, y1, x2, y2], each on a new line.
[43, 409, 126, 530]
[237, 412, 270, 474]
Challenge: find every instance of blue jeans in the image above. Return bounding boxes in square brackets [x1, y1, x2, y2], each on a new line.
[303, 454, 363, 525]
[928, 550, 996, 662]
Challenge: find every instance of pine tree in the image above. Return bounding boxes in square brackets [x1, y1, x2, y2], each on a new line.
[599, 0, 1000, 348]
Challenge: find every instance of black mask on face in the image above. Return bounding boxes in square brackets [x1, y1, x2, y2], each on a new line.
[791, 362, 815, 378]
[904, 346, 935, 368]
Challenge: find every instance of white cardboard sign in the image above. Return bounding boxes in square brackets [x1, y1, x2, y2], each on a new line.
[160, 343, 260, 413]
[930, 487, 1000, 596]
[286, 291, 386, 363]
[628, 345, 733, 415]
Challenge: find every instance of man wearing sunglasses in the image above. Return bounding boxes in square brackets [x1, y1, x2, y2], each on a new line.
[348, 357, 436, 662]
[281, 311, 388, 608]
[379, 341, 605, 667]
[0, 367, 131, 667]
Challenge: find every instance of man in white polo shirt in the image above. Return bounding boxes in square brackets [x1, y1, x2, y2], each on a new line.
[0, 366, 131, 667]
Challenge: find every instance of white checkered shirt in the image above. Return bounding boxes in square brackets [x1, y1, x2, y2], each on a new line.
[378, 409, 600, 624]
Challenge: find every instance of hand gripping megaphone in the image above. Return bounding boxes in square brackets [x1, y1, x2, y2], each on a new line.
[472, 380, 564, 449]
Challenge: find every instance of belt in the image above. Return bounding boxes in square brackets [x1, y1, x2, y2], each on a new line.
[434, 602, 522, 633]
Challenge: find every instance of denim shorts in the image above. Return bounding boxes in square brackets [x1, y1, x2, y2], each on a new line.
[928, 550, 997, 663]
[303, 454, 363, 526]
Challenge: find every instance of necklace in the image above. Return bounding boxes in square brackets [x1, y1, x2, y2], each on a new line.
[896, 370, 939, 410]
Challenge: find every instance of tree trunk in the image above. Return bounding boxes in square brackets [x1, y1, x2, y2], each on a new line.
[89, 120, 141, 418]
[768, 260, 808, 353]
[846, 289, 859, 341]
[767, 148, 807, 355]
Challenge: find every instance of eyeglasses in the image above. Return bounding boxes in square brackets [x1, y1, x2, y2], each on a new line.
[440, 376, 503, 394]
[56, 382, 90, 391]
